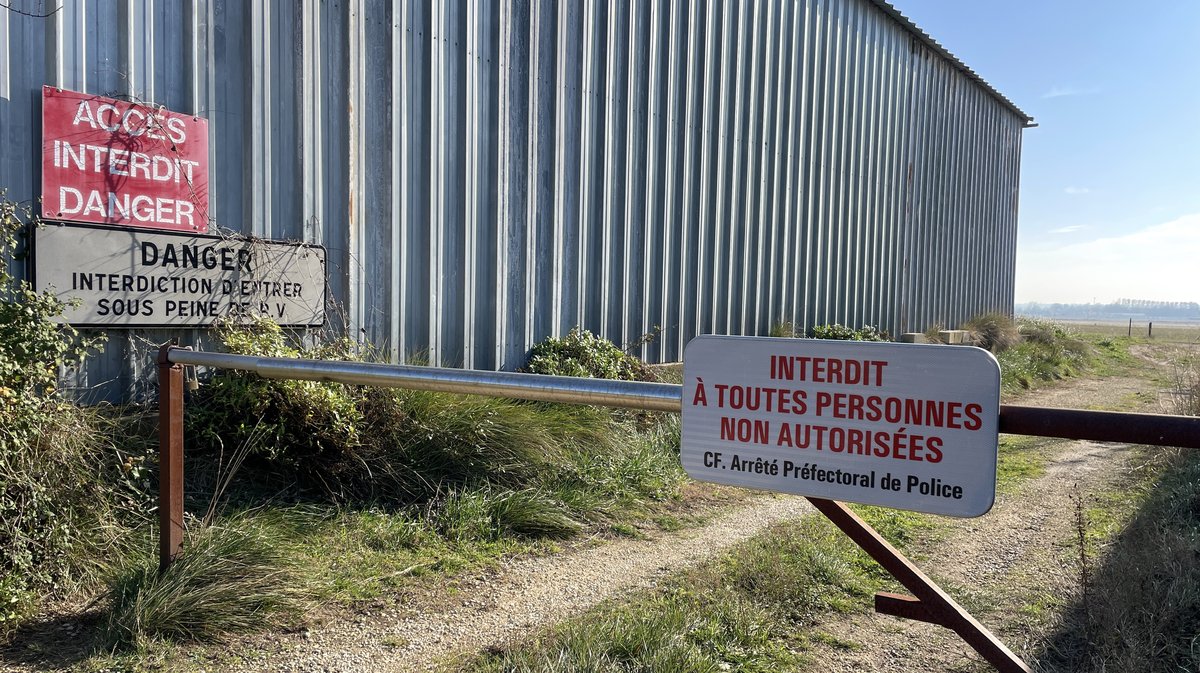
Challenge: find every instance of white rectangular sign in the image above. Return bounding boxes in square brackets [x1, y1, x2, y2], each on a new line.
[681, 336, 1000, 517]
[33, 223, 326, 327]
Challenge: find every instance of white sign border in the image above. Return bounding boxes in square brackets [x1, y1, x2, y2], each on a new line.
[680, 335, 1001, 517]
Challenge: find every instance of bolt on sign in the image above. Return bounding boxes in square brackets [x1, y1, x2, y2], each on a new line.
[681, 336, 1000, 517]
[34, 223, 326, 328]
[41, 86, 209, 234]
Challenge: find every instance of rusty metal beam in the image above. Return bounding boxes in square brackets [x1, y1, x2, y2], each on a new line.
[1000, 405, 1200, 449]
[157, 343, 185, 572]
[807, 497, 1032, 673]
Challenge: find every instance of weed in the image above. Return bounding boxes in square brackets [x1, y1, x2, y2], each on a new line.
[1168, 348, 1199, 416]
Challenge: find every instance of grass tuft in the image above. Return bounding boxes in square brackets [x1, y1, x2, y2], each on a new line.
[963, 311, 1021, 353]
[104, 513, 310, 648]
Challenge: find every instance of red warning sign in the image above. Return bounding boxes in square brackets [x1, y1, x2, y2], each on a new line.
[41, 86, 209, 233]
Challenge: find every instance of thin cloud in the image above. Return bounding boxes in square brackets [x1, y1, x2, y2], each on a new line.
[1042, 85, 1101, 99]
[1063, 186, 1091, 195]
[1048, 225, 1086, 234]
[1017, 213, 1200, 303]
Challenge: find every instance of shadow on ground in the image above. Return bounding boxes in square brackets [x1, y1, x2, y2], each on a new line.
[1031, 448, 1200, 673]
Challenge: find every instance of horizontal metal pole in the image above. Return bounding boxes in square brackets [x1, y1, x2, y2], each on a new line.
[166, 348, 684, 412]
[165, 348, 1200, 448]
[998, 405, 1200, 449]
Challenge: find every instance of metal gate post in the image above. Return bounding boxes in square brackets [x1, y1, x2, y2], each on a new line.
[157, 344, 185, 571]
[807, 497, 1032, 673]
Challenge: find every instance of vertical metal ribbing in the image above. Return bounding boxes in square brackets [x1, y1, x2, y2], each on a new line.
[628, 0, 648, 345]
[760, 0, 777, 333]
[743, 1, 766, 336]
[877, 24, 895, 333]
[302, 0, 325, 248]
[390, 2, 405, 362]
[576, 0, 597, 331]
[463, 0, 479, 369]
[11, 0, 1035, 392]
[794, 0, 815, 332]
[640, 0, 661, 359]
[347, 0, 368, 338]
[524, 0, 543, 359]
[778, 0, 799, 329]
[658, 0, 680, 363]
[551, 0, 574, 339]
[852, 1, 867, 327]
[494, 0, 510, 368]
[811, 0, 832, 328]
[44, 3, 60, 88]
[772, 1, 792, 331]
[185, 0, 202, 117]
[677, 0, 700, 360]
[711, 0, 732, 335]
[741, 1, 763, 335]
[695, 0, 718, 340]
[249, 2, 271, 239]
[599, 1, 618, 340]
[633, 0, 652, 355]
[865, 14, 883, 328]
[727, 1, 749, 335]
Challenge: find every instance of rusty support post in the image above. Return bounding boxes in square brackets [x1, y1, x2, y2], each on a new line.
[806, 497, 1032, 673]
[157, 344, 185, 572]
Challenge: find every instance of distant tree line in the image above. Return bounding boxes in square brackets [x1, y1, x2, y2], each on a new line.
[1016, 300, 1200, 322]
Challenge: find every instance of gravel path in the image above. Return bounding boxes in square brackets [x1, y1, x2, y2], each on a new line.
[231, 495, 816, 672]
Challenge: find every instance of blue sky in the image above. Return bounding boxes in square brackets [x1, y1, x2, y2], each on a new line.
[890, 0, 1200, 304]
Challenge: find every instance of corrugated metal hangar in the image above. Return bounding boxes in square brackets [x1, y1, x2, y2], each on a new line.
[0, 0, 1031, 401]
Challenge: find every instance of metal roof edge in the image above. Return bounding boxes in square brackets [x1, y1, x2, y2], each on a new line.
[869, 0, 1035, 127]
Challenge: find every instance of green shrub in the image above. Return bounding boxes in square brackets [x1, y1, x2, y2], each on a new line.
[188, 318, 367, 495]
[997, 318, 1089, 392]
[524, 327, 655, 381]
[963, 311, 1021, 353]
[0, 195, 117, 633]
[807, 324, 889, 342]
[190, 319, 630, 505]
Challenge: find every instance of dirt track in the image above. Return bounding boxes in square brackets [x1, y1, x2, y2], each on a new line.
[219, 348, 1174, 673]
[805, 353, 1172, 671]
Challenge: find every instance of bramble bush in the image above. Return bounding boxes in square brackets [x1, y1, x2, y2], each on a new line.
[0, 194, 116, 634]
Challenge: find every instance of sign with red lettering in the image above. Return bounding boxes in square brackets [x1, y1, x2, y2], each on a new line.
[41, 86, 209, 233]
[681, 336, 1000, 517]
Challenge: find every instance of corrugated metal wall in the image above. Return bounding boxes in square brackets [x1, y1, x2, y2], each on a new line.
[0, 0, 1026, 401]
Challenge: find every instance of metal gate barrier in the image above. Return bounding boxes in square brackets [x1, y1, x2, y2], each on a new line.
[156, 344, 1200, 673]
